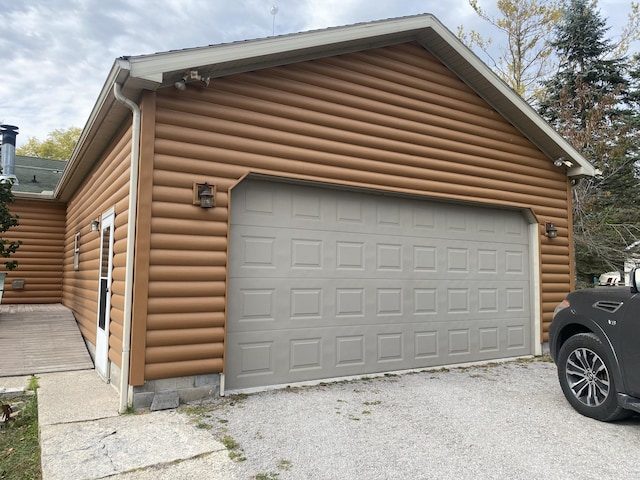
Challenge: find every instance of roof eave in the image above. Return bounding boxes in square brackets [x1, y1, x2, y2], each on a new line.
[56, 16, 450, 203]
[415, 19, 595, 179]
[56, 14, 594, 203]
[54, 61, 160, 202]
[14, 191, 59, 202]
[126, 15, 441, 83]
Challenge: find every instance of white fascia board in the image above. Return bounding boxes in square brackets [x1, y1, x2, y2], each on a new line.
[125, 15, 436, 82]
[567, 165, 594, 177]
[14, 191, 56, 201]
[426, 20, 596, 178]
[134, 71, 163, 83]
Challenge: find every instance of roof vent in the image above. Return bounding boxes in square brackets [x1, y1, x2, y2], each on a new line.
[0, 125, 19, 185]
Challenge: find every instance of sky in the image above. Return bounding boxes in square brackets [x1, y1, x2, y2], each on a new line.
[0, 0, 637, 147]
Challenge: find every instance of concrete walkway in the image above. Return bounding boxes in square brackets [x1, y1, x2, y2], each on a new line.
[0, 305, 237, 479]
[3, 371, 237, 480]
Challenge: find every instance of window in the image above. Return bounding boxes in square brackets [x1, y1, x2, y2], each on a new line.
[73, 232, 81, 271]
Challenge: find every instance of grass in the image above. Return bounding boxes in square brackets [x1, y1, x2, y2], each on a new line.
[220, 435, 240, 450]
[0, 376, 41, 480]
[254, 458, 292, 479]
[276, 459, 292, 471]
[220, 435, 246, 462]
[255, 473, 279, 480]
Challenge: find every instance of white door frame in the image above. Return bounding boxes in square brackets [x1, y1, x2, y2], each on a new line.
[95, 208, 115, 381]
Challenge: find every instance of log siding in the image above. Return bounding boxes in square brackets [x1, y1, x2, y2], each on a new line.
[62, 127, 133, 368]
[140, 42, 570, 381]
[2, 200, 65, 304]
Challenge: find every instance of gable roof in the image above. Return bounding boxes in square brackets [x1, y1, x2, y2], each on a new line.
[56, 13, 594, 201]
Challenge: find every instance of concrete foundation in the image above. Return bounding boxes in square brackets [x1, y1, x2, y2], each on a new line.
[84, 338, 219, 410]
[131, 374, 220, 410]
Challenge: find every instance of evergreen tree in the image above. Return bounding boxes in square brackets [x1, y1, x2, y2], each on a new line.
[538, 0, 640, 286]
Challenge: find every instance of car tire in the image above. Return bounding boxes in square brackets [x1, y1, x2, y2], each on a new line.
[557, 333, 631, 422]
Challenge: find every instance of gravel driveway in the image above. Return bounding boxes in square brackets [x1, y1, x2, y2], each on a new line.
[191, 358, 640, 480]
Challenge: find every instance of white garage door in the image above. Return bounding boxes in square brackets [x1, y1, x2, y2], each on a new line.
[226, 179, 532, 391]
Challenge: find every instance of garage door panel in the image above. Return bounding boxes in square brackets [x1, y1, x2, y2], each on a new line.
[233, 185, 529, 243]
[231, 227, 529, 281]
[226, 318, 531, 389]
[227, 180, 532, 390]
[229, 277, 530, 332]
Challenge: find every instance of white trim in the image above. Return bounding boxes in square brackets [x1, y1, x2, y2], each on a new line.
[73, 231, 81, 271]
[125, 16, 434, 80]
[95, 207, 115, 381]
[529, 221, 543, 356]
[60, 14, 594, 204]
[424, 20, 595, 178]
[116, 14, 593, 179]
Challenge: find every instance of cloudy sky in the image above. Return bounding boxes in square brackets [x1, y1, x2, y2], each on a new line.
[0, 0, 637, 146]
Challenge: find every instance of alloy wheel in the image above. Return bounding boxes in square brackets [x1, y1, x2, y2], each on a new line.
[565, 347, 610, 407]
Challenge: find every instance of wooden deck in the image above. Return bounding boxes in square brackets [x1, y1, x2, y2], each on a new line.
[0, 304, 94, 377]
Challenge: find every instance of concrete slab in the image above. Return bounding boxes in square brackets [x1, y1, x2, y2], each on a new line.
[0, 375, 32, 390]
[36, 369, 236, 480]
[38, 370, 119, 426]
[40, 410, 230, 480]
[111, 450, 238, 479]
[0, 387, 26, 399]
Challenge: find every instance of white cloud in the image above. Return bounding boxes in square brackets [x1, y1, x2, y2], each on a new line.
[0, 0, 635, 146]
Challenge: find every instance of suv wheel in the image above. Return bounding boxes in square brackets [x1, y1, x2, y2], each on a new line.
[557, 333, 630, 422]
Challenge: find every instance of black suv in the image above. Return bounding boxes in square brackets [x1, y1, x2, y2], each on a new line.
[549, 268, 640, 421]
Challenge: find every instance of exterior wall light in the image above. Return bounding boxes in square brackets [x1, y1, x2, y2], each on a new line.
[193, 181, 215, 208]
[546, 222, 558, 239]
[90, 219, 100, 232]
[174, 70, 210, 90]
[554, 158, 574, 169]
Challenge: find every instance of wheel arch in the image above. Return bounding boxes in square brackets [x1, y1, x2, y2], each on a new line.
[554, 320, 625, 393]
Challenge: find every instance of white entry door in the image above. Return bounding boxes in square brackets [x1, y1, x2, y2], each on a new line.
[95, 209, 114, 380]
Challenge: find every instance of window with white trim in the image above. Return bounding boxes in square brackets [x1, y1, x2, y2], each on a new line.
[74, 232, 81, 271]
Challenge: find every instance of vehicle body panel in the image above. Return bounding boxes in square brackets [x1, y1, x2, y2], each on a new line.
[549, 282, 640, 414]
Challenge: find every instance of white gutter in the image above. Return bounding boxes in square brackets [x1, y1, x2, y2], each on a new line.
[112, 83, 140, 414]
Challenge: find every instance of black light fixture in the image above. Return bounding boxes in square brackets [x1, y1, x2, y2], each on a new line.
[545, 222, 558, 239]
[198, 182, 215, 208]
[90, 219, 100, 232]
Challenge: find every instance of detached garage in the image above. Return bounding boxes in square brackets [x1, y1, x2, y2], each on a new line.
[3, 13, 594, 408]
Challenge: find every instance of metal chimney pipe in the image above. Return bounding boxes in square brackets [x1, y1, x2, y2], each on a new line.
[0, 124, 19, 185]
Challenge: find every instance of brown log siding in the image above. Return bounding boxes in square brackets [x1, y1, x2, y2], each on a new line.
[2, 199, 65, 303]
[141, 41, 570, 381]
[62, 128, 132, 363]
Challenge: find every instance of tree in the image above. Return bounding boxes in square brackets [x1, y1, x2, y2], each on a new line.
[0, 178, 21, 271]
[610, 2, 640, 58]
[458, 0, 562, 101]
[16, 126, 81, 160]
[538, 0, 640, 286]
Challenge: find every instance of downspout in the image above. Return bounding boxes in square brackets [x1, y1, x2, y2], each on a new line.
[113, 83, 140, 414]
